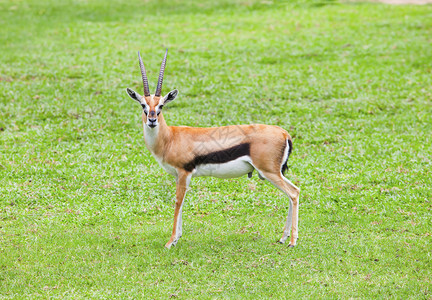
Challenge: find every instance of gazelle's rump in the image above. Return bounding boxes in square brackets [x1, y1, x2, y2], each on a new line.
[281, 139, 292, 175]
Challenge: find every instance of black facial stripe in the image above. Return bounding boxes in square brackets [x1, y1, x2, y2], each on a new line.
[157, 105, 163, 115]
[141, 104, 148, 114]
[183, 143, 250, 172]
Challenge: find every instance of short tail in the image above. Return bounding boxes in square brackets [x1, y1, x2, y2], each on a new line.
[281, 139, 292, 175]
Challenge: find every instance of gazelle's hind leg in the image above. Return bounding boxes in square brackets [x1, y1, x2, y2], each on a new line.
[258, 170, 300, 247]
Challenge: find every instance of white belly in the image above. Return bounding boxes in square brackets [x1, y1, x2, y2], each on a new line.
[192, 156, 254, 179]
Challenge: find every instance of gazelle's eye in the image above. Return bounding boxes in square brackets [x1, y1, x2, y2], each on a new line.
[157, 105, 163, 115]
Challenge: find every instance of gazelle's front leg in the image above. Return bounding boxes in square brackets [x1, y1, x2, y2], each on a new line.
[165, 170, 192, 249]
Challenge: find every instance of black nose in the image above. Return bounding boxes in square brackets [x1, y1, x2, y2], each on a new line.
[148, 118, 157, 123]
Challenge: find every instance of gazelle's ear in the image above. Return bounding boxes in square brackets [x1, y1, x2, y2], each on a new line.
[126, 88, 143, 103]
[162, 89, 178, 105]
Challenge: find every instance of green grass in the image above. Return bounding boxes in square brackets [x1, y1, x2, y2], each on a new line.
[1, 0, 432, 298]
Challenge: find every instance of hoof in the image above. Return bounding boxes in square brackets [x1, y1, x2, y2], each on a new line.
[277, 239, 284, 244]
[288, 244, 295, 248]
[165, 238, 179, 249]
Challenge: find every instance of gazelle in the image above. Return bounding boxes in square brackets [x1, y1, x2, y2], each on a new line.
[126, 50, 300, 248]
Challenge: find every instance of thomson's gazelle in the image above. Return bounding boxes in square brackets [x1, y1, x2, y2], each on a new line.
[126, 50, 300, 248]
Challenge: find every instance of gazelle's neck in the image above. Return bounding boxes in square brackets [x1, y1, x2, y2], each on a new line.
[142, 113, 170, 156]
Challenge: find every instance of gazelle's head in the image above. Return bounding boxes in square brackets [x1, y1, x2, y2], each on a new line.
[126, 49, 178, 129]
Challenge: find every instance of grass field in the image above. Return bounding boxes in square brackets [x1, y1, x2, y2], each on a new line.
[1, 0, 432, 298]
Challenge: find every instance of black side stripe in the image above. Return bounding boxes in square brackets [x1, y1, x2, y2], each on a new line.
[183, 143, 250, 172]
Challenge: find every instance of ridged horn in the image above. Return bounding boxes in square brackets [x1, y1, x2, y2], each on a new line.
[138, 51, 151, 97]
[154, 49, 168, 97]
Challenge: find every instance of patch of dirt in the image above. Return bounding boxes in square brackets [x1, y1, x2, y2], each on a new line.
[372, 0, 432, 4]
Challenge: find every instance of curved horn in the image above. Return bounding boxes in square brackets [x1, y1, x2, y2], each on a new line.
[138, 51, 151, 97]
[154, 48, 168, 97]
